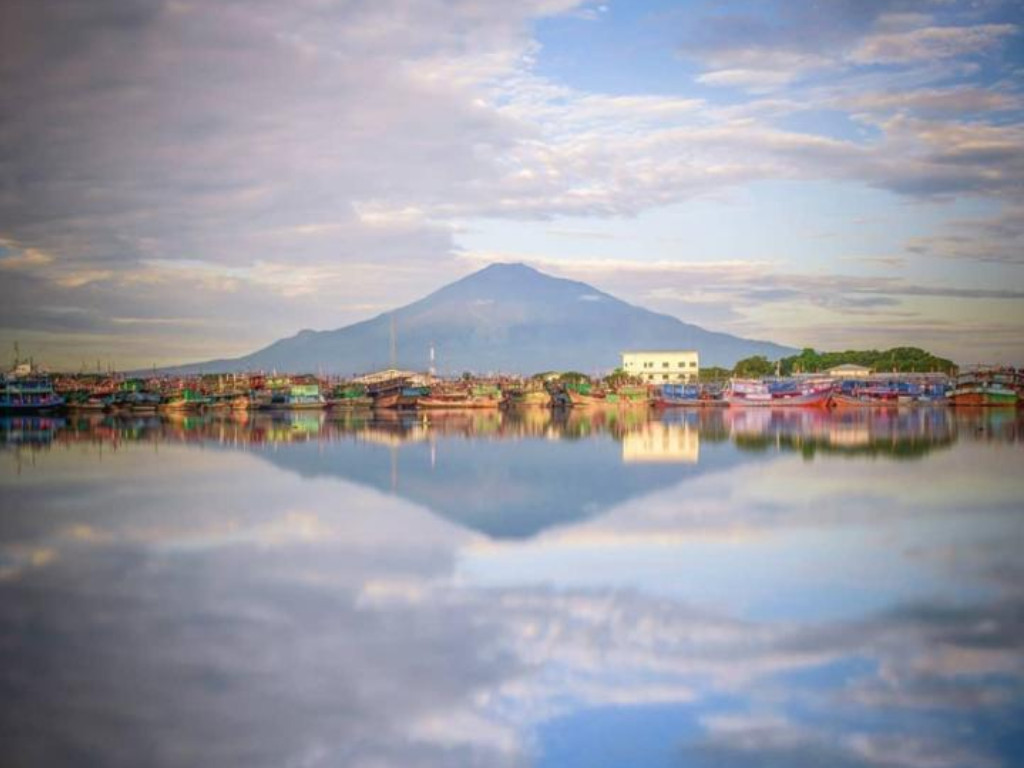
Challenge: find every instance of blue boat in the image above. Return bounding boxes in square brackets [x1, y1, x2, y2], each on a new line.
[653, 383, 721, 407]
[0, 372, 65, 413]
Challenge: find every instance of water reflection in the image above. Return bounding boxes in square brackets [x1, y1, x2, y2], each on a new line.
[2, 405, 974, 455]
[0, 409, 1022, 767]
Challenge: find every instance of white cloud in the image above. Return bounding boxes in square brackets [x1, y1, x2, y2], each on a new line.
[850, 24, 1017, 65]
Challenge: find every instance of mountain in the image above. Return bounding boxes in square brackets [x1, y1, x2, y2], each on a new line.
[170, 263, 796, 374]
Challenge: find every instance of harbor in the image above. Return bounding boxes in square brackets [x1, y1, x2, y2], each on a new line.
[4, 362, 1023, 415]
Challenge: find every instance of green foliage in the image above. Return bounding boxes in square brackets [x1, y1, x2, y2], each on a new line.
[602, 367, 637, 388]
[733, 355, 776, 378]
[778, 347, 956, 375]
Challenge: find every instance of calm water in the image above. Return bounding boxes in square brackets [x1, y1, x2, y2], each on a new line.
[1, 408, 1022, 768]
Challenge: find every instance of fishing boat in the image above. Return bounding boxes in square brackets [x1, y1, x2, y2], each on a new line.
[160, 388, 207, 412]
[564, 383, 649, 408]
[831, 377, 948, 408]
[0, 371, 64, 413]
[417, 385, 502, 410]
[949, 369, 1018, 407]
[125, 390, 162, 413]
[372, 385, 427, 410]
[505, 388, 552, 407]
[724, 378, 833, 408]
[64, 391, 108, 412]
[326, 384, 373, 409]
[652, 383, 723, 408]
[830, 378, 902, 408]
[262, 383, 326, 410]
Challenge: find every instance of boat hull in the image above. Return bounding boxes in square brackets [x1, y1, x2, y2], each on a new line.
[950, 390, 1017, 407]
[725, 389, 833, 408]
[504, 391, 552, 407]
[416, 397, 501, 410]
[653, 396, 724, 408]
[327, 397, 374, 409]
[566, 390, 649, 408]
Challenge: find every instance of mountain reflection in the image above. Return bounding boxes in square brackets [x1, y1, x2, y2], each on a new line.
[0, 408, 985, 540]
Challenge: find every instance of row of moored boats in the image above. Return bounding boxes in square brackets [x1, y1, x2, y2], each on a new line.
[2, 369, 1021, 414]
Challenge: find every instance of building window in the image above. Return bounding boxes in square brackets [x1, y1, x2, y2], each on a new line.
[662, 362, 670, 368]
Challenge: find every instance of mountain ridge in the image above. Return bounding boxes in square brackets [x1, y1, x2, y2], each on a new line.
[162, 262, 797, 374]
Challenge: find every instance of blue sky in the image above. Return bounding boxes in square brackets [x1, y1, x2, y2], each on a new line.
[0, 0, 1022, 368]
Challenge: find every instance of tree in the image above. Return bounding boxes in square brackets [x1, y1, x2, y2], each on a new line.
[603, 367, 636, 388]
[733, 356, 776, 378]
[778, 347, 955, 376]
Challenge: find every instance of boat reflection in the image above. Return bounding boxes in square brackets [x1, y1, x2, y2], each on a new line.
[724, 406, 959, 459]
[2, 408, 1013, 541]
[1, 406, 999, 457]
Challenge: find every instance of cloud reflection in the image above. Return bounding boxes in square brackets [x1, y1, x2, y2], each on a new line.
[0, 410, 1021, 766]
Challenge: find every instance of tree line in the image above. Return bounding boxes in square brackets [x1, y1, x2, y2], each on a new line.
[721, 347, 956, 380]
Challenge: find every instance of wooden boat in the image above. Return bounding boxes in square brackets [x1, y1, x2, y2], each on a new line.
[830, 377, 948, 408]
[64, 393, 107, 412]
[417, 392, 501, 409]
[373, 386, 428, 410]
[126, 391, 162, 413]
[327, 396, 374, 409]
[565, 386, 649, 408]
[327, 384, 373, 409]
[724, 378, 833, 408]
[831, 392, 898, 408]
[260, 383, 326, 410]
[519, 389, 553, 407]
[159, 388, 206, 411]
[652, 383, 723, 408]
[372, 392, 402, 409]
[949, 370, 1018, 407]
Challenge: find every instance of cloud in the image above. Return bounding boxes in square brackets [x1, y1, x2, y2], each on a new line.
[1, 0, 1022, 368]
[849, 24, 1017, 64]
[840, 87, 1022, 117]
[906, 205, 1024, 265]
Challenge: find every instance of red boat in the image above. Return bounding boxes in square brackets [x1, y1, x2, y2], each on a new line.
[724, 378, 833, 408]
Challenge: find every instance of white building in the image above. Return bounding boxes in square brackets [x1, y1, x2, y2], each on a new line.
[622, 350, 699, 384]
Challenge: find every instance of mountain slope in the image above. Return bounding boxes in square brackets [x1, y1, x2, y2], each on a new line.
[171, 263, 796, 374]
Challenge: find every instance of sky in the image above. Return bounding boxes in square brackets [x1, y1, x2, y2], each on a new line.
[1, 0, 1022, 370]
